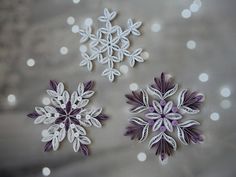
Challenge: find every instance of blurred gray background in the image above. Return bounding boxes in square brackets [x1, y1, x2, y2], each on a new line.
[0, 0, 236, 177]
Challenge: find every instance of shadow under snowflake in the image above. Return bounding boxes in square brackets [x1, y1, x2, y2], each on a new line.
[27, 80, 109, 155]
[124, 73, 205, 163]
[78, 8, 144, 82]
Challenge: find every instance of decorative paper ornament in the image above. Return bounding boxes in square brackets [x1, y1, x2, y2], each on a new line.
[125, 72, 205, 163]
[27, 80, 109, 155]
[78, 8, 144, 82]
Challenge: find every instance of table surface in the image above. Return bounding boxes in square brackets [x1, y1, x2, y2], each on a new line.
[0, 0, 236, 177]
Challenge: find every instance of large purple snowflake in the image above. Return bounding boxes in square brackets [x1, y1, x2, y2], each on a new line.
[27, 80, 109, 155]
[125, 73, 204, 162]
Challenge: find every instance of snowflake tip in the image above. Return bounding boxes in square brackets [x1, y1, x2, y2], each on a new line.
[83, 80, 95, 91]
[44, 141, 53, 152]
[27, 112, 40, 119]
[95, 113, 110, 123]
[49, 80, 59, 91]
[80, 144, 90, 156]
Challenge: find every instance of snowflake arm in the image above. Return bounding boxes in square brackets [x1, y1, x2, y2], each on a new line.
[127, 18, 142, 36]
[98, 8, 117, 23]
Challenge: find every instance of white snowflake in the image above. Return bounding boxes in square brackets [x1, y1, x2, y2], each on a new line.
[78, 8, 144, 82]
[28, 80, 109, 155]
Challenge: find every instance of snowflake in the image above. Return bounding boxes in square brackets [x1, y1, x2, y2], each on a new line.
[124, 73, 205, 163]
[78, 8, 143, 82]
[27, 80, 109, 155]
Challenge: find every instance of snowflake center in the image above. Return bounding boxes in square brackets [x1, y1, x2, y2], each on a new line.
[61, 110, 74, 120]
[161, 114, 165, 118]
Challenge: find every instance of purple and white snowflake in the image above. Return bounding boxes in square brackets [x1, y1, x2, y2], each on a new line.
[27, 80, 109, 155]
[125, 73, 205, 163]
[78, 8, 143, 82]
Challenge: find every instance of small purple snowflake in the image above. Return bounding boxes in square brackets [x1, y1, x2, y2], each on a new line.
[27, 80, 109, 155]
[125, 73, 204, 163]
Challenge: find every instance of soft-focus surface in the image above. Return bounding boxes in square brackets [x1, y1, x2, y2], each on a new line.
[0, 0, 236, 177]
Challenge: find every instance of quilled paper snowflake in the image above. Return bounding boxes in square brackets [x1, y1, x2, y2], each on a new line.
[27, 80, 109, 155]
[78, 8, 143, 82]
[125, 73, 205, 163]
